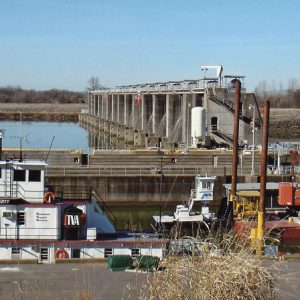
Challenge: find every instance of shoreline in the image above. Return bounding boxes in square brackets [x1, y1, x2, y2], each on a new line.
[0, 111, 78, 122]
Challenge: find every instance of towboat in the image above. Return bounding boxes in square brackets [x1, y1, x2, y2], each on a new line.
[0, 150, 165, 263]
[153, 176, 217, 229]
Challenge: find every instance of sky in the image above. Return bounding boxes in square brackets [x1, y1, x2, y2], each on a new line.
[0, 0, 299, 92]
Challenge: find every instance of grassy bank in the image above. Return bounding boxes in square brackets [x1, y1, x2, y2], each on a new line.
[0, 103, 87, 122]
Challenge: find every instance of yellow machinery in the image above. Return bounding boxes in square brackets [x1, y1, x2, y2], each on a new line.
[234, 190, 260, 221]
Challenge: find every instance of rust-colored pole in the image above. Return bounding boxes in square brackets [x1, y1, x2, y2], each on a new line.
[230, 79, 241, 201]
[257, 100, 270, 255]
[259, 100, 270, 212]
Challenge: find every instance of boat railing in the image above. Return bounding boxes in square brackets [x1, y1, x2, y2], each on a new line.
[0, 183, 44, 202]
[49, 185, 91, 201]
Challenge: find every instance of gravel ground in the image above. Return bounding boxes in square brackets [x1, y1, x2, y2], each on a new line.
[0, 260, 299, 300]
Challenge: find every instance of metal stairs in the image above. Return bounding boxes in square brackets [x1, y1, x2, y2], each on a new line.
[207, 88, 261, 128]
[91, 189, 117, 228]
[211, 129, 233, 145]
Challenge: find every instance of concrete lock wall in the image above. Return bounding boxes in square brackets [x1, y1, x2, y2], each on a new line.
[46, 175, 227, 209]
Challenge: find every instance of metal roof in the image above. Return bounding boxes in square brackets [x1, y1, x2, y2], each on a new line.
[223, 182, 279, 191]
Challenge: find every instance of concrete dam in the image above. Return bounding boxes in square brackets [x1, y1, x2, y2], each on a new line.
[80, 65, 261, 150]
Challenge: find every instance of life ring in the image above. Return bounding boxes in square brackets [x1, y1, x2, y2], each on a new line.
[55, 248, 69, 259]
[43, 192, 56, 204]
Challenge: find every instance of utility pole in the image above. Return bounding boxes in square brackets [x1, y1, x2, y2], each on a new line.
[249, 104, 256, 176]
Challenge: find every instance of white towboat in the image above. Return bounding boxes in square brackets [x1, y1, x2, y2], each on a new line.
[0, 138, 165, 263]
[153, 176, 217, 227]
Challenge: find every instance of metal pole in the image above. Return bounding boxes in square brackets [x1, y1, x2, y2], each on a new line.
[230, 79, 241, 201]
[159, 159, 163, 226]
[251, 105, 256, 175]
[257, 100, 270, 256]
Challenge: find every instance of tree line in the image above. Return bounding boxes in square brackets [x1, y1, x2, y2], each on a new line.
[0, 86, 85, 104]
[255, 79, 300, 108]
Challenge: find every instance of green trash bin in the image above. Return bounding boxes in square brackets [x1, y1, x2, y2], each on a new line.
[136, 255, 160, 271]
[107, 255, 133, 271]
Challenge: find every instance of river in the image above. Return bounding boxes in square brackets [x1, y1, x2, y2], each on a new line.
[0, 121, 88, 151]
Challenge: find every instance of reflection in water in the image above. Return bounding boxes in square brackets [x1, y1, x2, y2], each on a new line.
[111, 205, 175, 231]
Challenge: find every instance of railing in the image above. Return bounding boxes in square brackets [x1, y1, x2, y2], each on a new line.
[91, 189, 117, 228]
[49, 185, 91, 201]
[45, 165, 256, 177]
[0, 183, 44, 202]
[207, 88, 261, 127]
[211, 129, 233, 144]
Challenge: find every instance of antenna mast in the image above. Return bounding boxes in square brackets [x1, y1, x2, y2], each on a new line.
[45, 136, 55, 163]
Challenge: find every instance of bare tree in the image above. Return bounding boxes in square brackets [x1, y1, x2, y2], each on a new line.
[87, 76, 102, 90]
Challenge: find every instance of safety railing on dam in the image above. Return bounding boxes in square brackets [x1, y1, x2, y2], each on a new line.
[45, 165, 255, 177]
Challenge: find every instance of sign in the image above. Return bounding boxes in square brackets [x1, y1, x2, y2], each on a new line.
[0, 199, 27, 205]
[36, 212, 50, 222]
[135, 91, 142, 105]
[66, 214, 80, 226]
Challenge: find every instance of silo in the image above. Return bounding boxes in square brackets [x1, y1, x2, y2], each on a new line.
[191, 107, 206, 147]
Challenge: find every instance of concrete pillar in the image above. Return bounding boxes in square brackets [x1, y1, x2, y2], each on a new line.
[99, 94, 103, 118]
[105, 95, 109, 119]
[89, 94, 92, 115]
[141, 94, 145, 131]
[152, 94, 157, 134]
[96, 94, 100, 117]
[92, 95, 96, 116]
[182, 94, 187, 144]
[192, 94, 197, 108]
[111, 94, 115, 121]
[95, 94, 99, 117]
[132, 94, 136, 128]
[117, 94, 120, 123]
[166, 94, 170, 137]
[124, 94, 127, 125]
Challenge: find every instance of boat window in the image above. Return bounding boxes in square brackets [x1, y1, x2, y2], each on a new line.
[17, 212, 25, 225]
[12, 247, 21, 255]
[72, 248, 81, 258]
[13, 170, 26, 182]
[2, 211, 12, 218]
[29, 170, 41, 182]
[104, 248, 113, 257]
[131, 248, 140, 257]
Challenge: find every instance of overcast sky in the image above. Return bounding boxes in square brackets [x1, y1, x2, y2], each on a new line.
[1, 0, 299, 91]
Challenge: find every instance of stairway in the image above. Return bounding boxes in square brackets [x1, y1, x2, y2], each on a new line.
[91, 189, 117, 228]
[4, 167, 17, 198]
[207, 88, 261, 128]
[211, 129, 233, 145]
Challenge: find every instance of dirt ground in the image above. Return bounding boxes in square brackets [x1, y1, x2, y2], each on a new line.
[269, 108, 300, 140]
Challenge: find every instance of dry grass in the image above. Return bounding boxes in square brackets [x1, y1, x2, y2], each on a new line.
[139, 230, 277, 300]
[0, 102, 86, 113]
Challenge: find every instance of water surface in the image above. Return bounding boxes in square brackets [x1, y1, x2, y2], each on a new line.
[0, 121, 88, 151]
